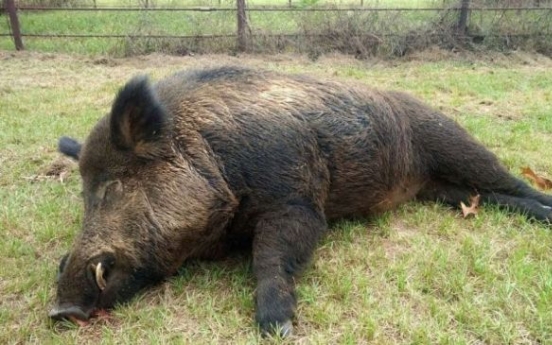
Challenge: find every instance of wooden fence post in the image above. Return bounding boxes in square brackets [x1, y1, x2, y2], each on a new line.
[457, 0, 470, 37]
[237, 0, 247, 52]
[4, 0, 24, 50]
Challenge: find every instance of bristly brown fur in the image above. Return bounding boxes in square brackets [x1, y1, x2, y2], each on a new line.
[52, 66, 552, 337]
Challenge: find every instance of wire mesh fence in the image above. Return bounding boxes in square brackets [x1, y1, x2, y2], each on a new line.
[1, 0, 551, 57]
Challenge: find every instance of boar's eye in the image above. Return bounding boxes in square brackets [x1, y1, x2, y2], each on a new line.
[106, 180, 123, 194]
[96, 180, 123, 201]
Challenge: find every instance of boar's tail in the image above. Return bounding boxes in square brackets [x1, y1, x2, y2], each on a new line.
[58, 136, 82, 160]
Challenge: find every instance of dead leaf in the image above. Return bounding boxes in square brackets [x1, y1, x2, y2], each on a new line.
[521, 167, 552, 190]
[461, 194, 480, 218]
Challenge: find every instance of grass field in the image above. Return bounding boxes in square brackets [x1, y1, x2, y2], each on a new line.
[15, 0, 442, 7]
[2, 0, 550, 58]
[0, 0, 445, 56]
[1, 49, 552, 344]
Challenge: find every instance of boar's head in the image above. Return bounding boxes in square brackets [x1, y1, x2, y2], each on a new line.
[50, 76, 235, 323]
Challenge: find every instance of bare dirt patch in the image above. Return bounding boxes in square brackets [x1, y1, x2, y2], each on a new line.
[32, 156, 76, 183]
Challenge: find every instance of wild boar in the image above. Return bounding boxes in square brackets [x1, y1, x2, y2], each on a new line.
[50, 66, 552, 337]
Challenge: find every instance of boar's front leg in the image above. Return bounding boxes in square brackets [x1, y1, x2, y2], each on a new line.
[252, 200, 327, 337]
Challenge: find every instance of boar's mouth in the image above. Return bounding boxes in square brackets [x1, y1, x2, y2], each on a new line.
[48, 304, 93, 323]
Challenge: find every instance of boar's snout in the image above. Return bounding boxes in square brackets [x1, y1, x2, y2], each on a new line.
[48, 304, 90, 322]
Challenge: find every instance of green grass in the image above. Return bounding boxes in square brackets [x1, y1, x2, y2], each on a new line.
[1, 50, 552, 344]
[87, 0, 442, 7]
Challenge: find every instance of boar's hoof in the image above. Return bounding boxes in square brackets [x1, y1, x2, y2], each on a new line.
[261, 319, 293, 338]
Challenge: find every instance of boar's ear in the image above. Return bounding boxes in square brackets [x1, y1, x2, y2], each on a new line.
[58, 136, 82, 160]
[110, 76, 171, 157]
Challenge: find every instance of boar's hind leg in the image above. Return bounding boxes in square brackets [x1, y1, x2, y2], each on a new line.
[416, 122, 552, 223]
[414, 113, 552, 223]
[252, 201, 326, 337]
[418, 179, 552, 222]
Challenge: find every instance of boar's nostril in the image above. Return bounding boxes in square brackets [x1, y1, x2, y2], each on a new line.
[48, 305, 89, 322]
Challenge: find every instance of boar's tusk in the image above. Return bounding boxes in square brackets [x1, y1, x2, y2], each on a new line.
[95, 262, 107, 291]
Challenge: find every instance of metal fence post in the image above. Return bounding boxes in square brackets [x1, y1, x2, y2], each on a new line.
[237, 0, 247, 52]
[4, 0, 24, 50]
[457, 0, 470, 37]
